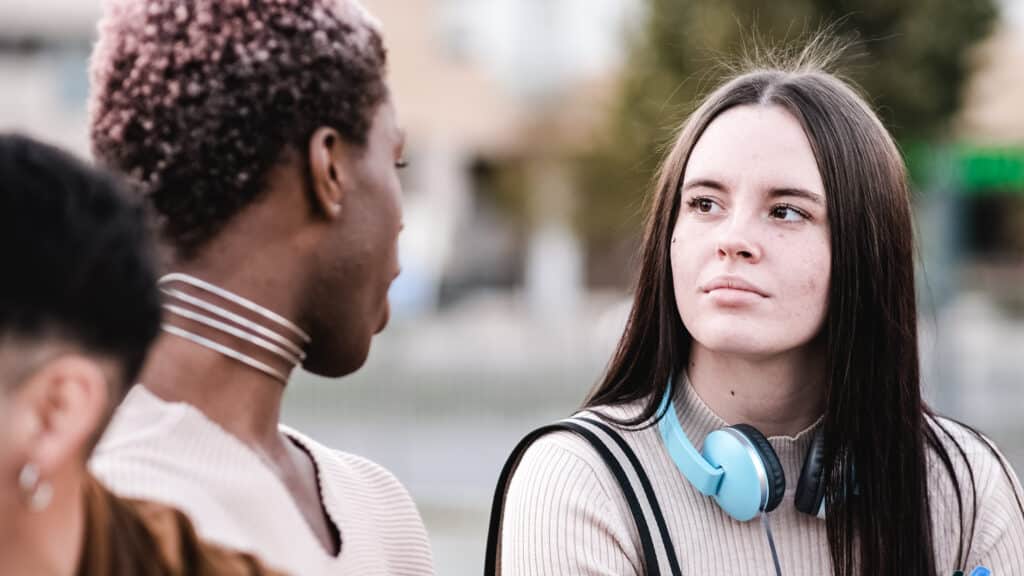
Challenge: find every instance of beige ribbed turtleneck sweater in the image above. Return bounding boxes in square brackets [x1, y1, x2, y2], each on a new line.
[90, 385, 434, 576]
[500, 376, 1024, 575]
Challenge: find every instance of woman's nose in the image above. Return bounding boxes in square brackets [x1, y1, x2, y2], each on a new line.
[715, 218, 762, 263]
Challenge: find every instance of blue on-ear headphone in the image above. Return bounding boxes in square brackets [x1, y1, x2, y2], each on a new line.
[658, 378, 828, 522]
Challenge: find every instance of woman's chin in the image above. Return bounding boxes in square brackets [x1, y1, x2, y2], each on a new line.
[302, 339, 371, 379]
[375, 301, 391, 334]
[692, 330, 785, 359]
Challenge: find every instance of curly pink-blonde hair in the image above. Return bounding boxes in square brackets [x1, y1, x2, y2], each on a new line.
[90, 0, 387, 257]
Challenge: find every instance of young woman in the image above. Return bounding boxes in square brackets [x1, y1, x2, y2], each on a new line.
[0, 133, 281, 576]
[491, 53, 1024, 574]
[87, 1, 433, 574]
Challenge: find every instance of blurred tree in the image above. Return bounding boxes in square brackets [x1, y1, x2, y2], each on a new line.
[576, 0, 997, 284]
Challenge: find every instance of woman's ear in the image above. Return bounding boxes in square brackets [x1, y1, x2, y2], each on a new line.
[18, 356, 109, 474]
[308, 127, 349, 220]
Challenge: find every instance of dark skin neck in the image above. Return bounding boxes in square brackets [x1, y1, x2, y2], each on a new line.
[141, 157, 341, 555]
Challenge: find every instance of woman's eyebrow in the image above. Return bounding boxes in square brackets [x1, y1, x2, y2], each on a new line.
[769, 187, 825, 205]
[680, 178, 727, 192]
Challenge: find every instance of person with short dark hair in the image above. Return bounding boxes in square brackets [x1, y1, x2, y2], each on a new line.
[88, 1, 433, 574]
[0, 133, 283, 576]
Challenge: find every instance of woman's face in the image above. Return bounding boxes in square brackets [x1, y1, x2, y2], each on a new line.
[345, 98, 405, 338]
[305, 98, 405, 377]
[670, 104, 831, 358]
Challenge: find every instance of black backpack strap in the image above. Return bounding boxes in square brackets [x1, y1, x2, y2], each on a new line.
[579, 415, 682, 576]
[484, 417, 680, 576]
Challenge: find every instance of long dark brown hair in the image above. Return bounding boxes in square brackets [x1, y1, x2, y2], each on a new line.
[584, 51, 1019, 574]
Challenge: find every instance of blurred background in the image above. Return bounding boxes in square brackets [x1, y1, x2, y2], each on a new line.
[2, 0, 1023, 572]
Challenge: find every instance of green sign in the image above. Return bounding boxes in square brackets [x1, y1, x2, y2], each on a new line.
[904, 144, 1024, 195]
[959, 148, 1024, 193]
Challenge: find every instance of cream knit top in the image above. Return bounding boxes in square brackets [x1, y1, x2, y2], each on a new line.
[90, 385, 434, 576]
[500, 376, 1024, 575]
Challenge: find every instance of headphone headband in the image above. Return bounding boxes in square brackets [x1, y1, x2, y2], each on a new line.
[657, 385, 724, 495]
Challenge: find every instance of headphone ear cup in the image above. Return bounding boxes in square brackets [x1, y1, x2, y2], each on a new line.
[728, 424, 786, 513]
[703, 424, 786, 521]
[795, 428, 826, 517]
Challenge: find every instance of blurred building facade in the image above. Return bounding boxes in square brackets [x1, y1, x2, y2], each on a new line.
[3, 4, 1024, 573]
[364, 0, 637, 319]
[0, 0, 96, 155]
[954, 13, 1024, 308]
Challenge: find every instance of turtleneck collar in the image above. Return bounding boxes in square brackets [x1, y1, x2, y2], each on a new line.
[671, 371, 824, 489]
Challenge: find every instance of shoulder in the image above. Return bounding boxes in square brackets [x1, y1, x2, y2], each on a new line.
[926, 416, 1024, 567]
[507, 397, 661, 488]
[91, 386, 223, 499]
[503, 425, 635, 539]
[508, 428, 618, 500]
[95, 384, 193, 448]
[505, 404, 657, 507]
[926, 416, 1022, 495]
[92, 386, 248, 489]
[500, 415, 656, 575]
[91, 387, 273, 550]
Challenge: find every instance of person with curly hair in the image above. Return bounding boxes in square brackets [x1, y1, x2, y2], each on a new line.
[88, 1, 432, 574]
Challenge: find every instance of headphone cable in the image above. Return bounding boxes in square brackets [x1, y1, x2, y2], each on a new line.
[761, 512, 783, 576]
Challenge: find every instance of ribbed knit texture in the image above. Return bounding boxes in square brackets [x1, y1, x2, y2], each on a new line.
[90, 386, 434, 576]
[501, 375, 1024, 575]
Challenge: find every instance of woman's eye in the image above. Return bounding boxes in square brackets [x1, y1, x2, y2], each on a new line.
[688, 197, 720, 214]
[770, 204, 806, 221]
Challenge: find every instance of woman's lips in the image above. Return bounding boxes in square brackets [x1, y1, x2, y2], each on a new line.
[700, 275, 768, 297]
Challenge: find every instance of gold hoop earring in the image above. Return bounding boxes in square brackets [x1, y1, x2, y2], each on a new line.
[18, 462, 53, 512]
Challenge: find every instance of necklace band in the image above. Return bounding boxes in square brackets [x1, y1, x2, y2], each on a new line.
[163, 303, 303, 366]
[161, 287, 306, 359]
[161, 324, 290, 383]
[158, 272, 309, 385]
[160, 273, 311, 344]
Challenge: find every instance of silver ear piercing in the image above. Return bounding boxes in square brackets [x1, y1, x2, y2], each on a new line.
[19, 462, 53, 511]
